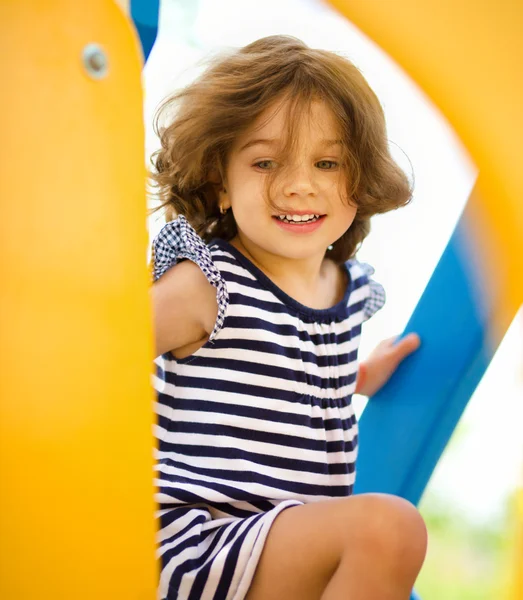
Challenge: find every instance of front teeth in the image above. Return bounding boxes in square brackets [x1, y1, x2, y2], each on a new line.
[277, 214, 320, 223]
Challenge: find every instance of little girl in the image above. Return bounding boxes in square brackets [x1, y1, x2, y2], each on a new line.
[151, 35, 426, 600]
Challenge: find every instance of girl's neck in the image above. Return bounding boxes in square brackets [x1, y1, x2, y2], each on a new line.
[229, 233, 345, 310]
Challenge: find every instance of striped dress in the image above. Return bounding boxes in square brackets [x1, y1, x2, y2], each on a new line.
[152, 216, 385, 600]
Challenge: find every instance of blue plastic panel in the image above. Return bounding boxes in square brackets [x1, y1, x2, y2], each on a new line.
[130, 0, 160, 62]
[354, 206, 507, 505]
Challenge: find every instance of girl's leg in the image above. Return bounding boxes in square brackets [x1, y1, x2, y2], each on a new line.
[245, 493, 427, 600]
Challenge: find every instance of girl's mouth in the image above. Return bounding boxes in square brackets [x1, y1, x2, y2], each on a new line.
[272, 214, 326, 233]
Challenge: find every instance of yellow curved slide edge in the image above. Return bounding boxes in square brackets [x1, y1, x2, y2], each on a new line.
[0, 1, 156, 598]
[327, 0, 523, 332]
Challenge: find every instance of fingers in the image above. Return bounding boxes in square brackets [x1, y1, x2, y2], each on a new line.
[393, 333, 421, 360]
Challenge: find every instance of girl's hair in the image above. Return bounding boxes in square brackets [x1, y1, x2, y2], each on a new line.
[151, 35, 412, 262]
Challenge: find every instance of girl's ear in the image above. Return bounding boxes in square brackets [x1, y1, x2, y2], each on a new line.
[209, 169, 228, 197]
[208, 168, 221, 184]
[218, 186, 230, 212]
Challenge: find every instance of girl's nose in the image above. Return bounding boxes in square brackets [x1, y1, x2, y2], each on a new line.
[282, 164, 318, 197]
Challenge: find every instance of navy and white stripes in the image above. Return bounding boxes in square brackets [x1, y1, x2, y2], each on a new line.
[153, 217, 385, 600]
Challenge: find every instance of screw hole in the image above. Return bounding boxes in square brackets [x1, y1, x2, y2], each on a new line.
[82, 44, 108, 79]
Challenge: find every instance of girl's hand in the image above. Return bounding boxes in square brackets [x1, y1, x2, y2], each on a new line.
[356, 333, 421, 397]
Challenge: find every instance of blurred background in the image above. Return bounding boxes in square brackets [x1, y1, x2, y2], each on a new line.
[143, 1, 523, 597]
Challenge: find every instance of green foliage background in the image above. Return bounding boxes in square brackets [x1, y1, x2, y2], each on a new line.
[415, 486, 516, 599]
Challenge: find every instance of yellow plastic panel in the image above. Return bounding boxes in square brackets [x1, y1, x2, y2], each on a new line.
[0, 1, 156, 598]
[327, 0, 523, 327]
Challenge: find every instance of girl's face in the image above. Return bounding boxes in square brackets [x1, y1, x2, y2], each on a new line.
[222, 98, 357, 263]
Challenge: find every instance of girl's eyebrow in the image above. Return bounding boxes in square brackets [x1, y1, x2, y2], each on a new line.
[238, 138, 342, 153]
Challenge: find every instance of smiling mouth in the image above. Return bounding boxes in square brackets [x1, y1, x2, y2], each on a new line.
[272, 214, 326, 224]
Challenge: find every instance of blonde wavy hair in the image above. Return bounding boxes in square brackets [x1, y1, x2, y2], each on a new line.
[151, 35, 412, 262]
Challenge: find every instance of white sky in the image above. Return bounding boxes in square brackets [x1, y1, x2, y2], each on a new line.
[144, 0, 523, 525]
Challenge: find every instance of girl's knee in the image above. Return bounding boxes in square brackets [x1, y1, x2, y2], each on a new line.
[343, 494, 427, 569]
[375, 495, 427, 563]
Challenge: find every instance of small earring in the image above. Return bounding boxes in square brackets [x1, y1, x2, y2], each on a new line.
[220, 205, 228, 215]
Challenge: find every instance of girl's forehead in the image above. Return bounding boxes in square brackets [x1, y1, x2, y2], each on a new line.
[236, 98, 342, 148]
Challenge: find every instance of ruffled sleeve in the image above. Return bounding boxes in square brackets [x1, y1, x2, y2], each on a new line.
[359, 262, 386, 321]
[151, 215, 229, 341]
[346, 260, 386, 322]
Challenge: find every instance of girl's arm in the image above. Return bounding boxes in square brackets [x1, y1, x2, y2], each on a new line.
[355, 333, 420, 397]
[151, 260, 218, 357]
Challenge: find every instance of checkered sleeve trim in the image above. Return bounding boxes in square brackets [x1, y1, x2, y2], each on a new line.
[360, 263, 386, 322]
[151, 215, 229, 341]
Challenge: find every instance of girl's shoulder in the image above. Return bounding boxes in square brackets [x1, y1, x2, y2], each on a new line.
[151, 216, 229, 342]
[152, 216, 222, 285]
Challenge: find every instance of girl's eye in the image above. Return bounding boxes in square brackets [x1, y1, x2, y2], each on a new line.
[253, 160, 277, 170]
[316, 160, 339, 170]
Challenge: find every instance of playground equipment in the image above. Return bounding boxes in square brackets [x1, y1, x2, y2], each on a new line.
[1, 0, 521, 598]
[1, 1, 158, 598]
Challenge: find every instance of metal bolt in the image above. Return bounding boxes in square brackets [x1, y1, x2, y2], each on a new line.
[82, 44, 108, 79]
